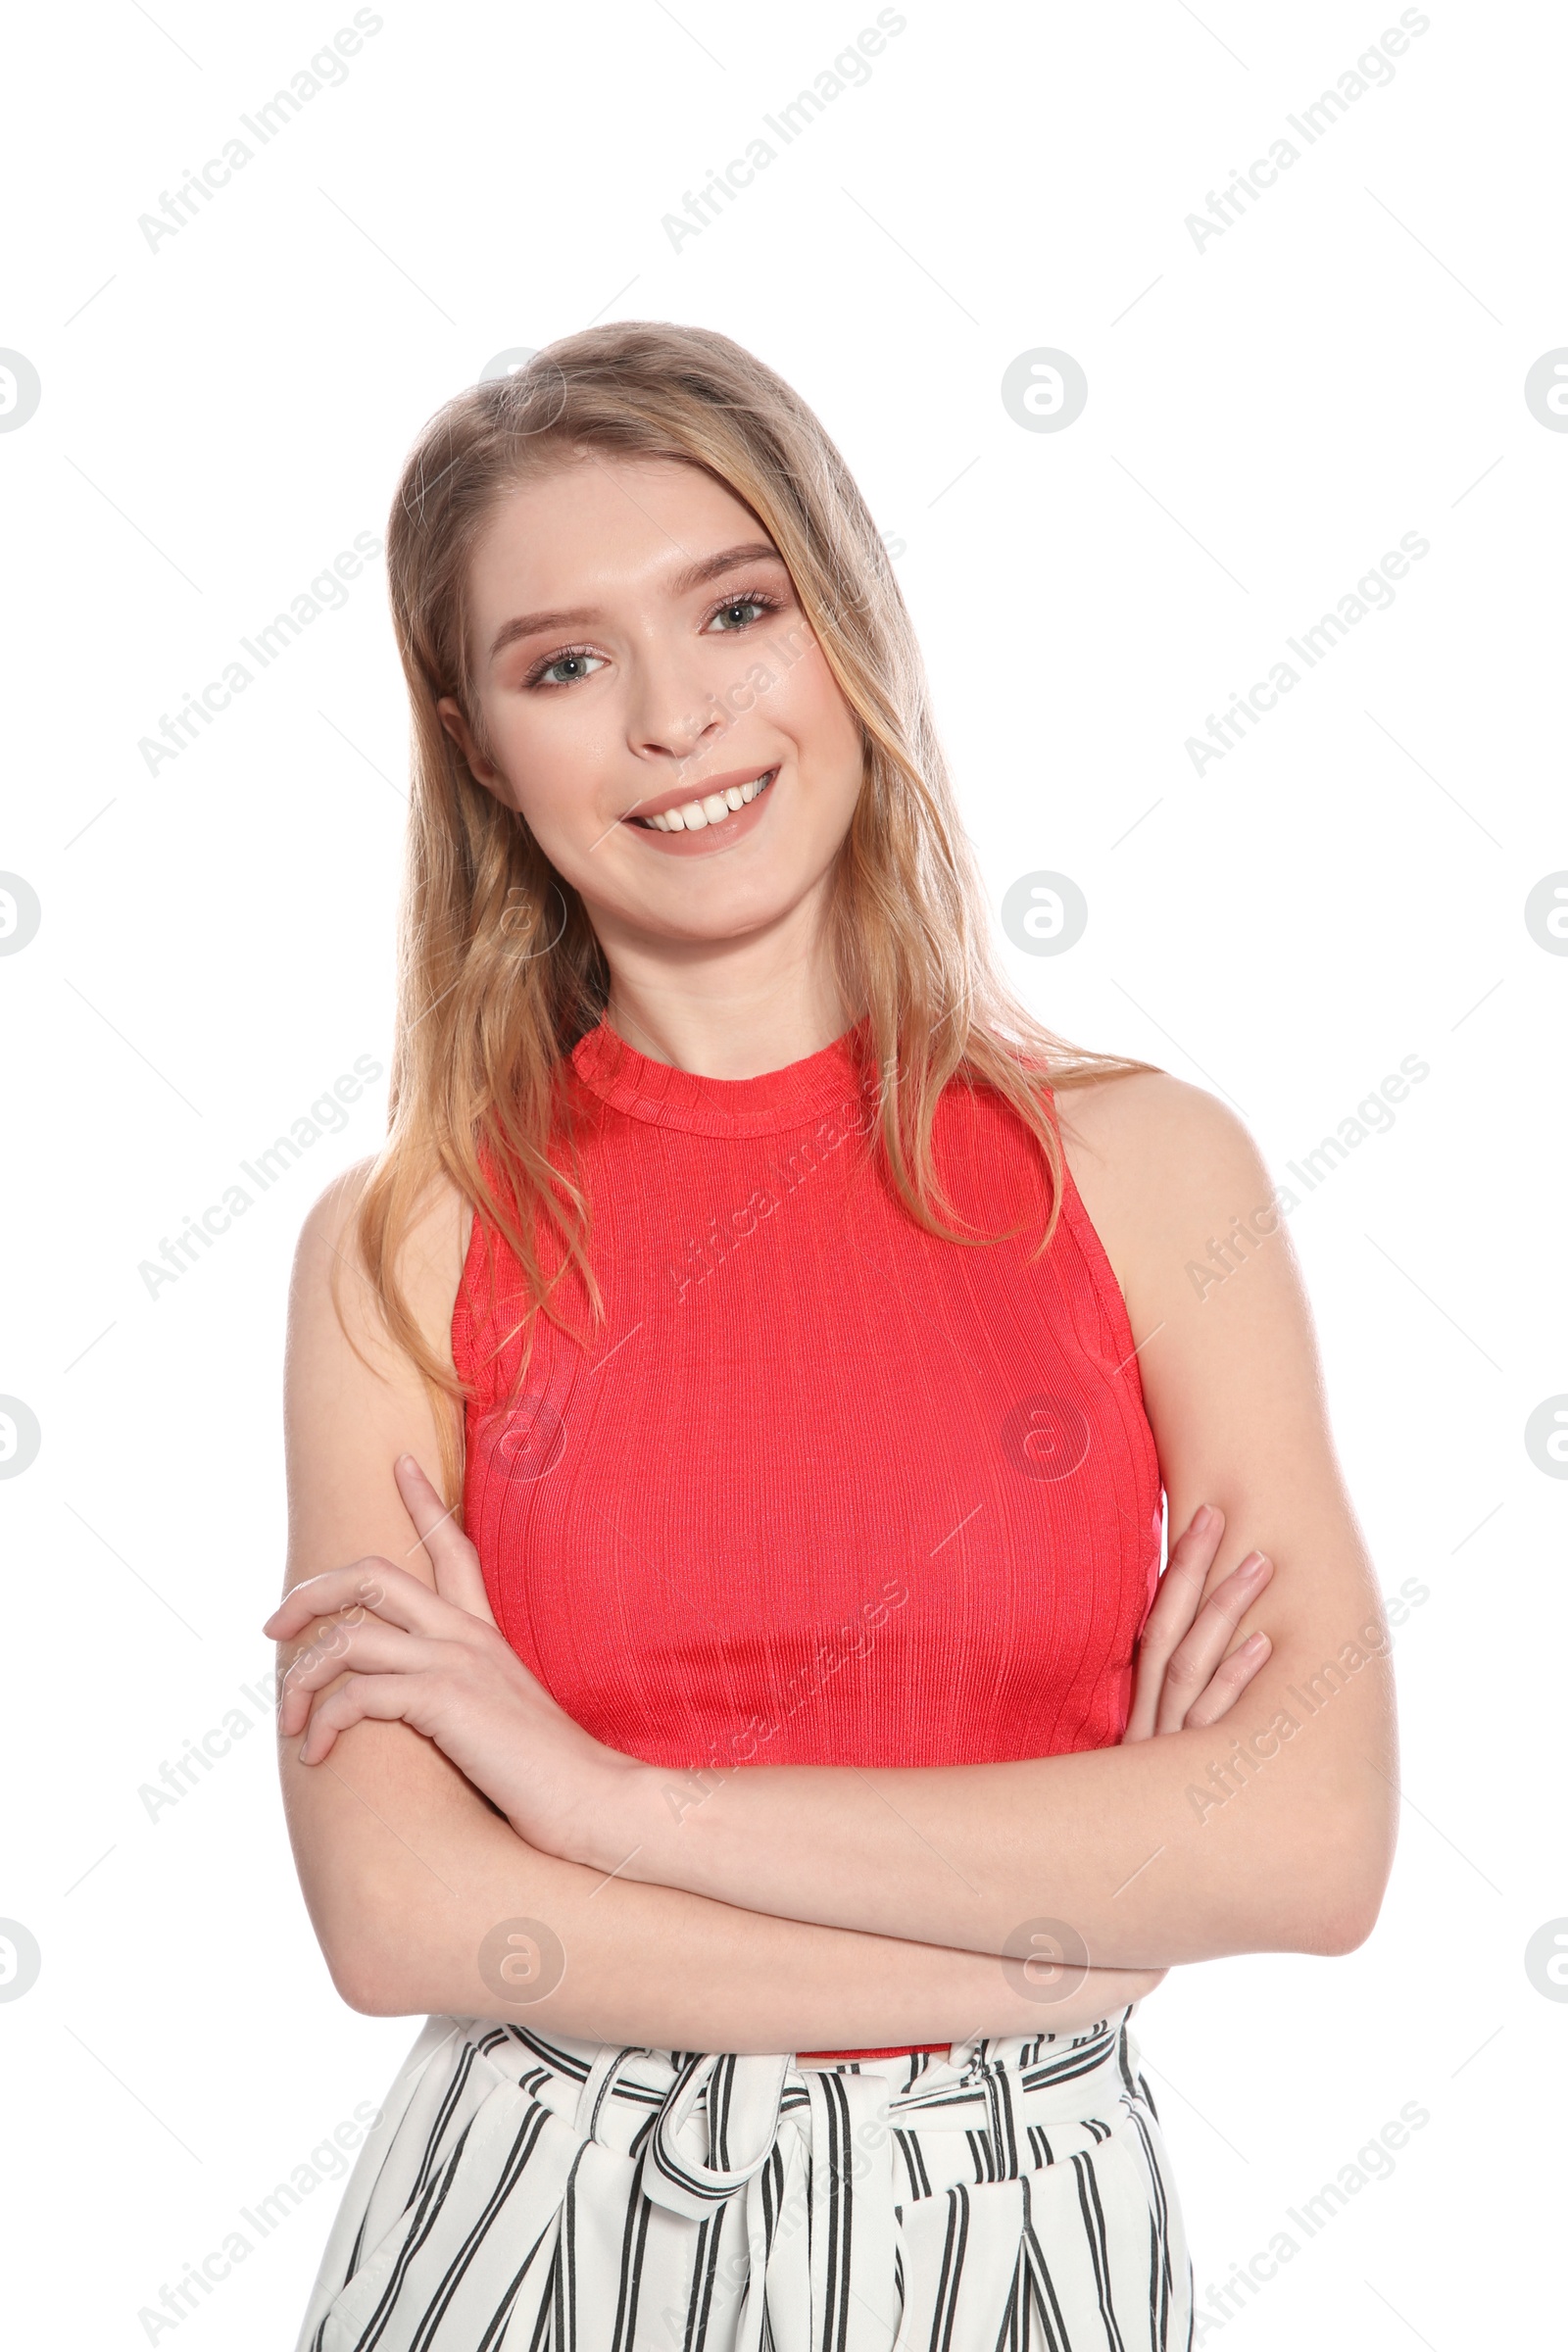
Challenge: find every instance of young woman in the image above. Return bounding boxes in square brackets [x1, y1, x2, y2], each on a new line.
[268, 323, 1397, 2352]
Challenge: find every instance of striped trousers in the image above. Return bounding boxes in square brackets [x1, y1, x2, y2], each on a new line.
[296, 2004, 1194, 2352]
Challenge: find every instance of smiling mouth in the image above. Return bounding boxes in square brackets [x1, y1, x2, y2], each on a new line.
[630, 769, 776, 833]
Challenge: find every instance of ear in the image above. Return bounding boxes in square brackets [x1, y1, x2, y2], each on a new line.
[436, 694, 509, 800]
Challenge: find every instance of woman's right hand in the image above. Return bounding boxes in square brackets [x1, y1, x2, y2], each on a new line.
[1122, 1502, 1275, 1744]
[1024, 1506, 1274, 2033]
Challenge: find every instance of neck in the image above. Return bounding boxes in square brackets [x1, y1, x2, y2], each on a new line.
[597, 890, 850, 1080]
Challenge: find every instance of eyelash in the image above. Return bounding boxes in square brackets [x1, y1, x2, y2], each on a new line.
[521, 586, 786, 690]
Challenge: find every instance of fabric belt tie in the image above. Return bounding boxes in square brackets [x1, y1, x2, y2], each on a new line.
[572, 2046, 903, 2352]
[297, 2015, 1195, 2352]
[574, 2047, 795, 2218]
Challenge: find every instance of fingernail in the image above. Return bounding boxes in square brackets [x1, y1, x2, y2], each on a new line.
[297, 1740, 310, 1763]
[1237, 1551, 1269, 1577]
[397, 1453, 416, 1473]
[1243, 1631, 1270, 1654]
[1194, 1504, 1216, 1534]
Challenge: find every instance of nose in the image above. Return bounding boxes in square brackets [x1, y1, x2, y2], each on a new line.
[623, 632, 734, 775]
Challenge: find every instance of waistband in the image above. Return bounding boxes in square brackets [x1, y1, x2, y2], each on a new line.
[516, 2007, 1149, 2221]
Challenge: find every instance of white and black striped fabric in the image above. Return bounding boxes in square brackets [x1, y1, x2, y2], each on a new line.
[295, 2003, 1192, 2352]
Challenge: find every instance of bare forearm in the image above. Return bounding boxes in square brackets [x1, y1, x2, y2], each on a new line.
[287, 1730, 1161, 2049]
[590, 1649, 1398, 1965]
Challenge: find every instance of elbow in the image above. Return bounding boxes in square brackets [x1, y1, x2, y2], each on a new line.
[317, 1905, 414, 2018]
[333, 1963, 404, 2018]
[1284, 1841, 1394, 1958]
[1268, 1740, 1399, 1958]
[324, 1941, 401, 2016]
[1299, 1891, 1382, 1958]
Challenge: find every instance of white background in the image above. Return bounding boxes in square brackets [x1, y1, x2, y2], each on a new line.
[1, 1, 1564, 2343]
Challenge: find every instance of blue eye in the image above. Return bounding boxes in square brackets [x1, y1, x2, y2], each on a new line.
[525, 587, 781, 690]
[708, 594, 777, 632]
[531, 649, 606, 689]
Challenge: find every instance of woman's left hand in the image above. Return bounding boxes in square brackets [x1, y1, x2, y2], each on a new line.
[264, 1454, 640, 1862]
[1121, 1501, 1276, 1743]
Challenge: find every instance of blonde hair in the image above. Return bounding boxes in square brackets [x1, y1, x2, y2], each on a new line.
[349, 321, 1158, 1501]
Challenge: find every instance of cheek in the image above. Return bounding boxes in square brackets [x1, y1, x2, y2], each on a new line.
[482, 692, 617, 824]
[765, 642, 863, 782]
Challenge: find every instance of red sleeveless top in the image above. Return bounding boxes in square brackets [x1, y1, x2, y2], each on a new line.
[452, 1018, 1163, 2061]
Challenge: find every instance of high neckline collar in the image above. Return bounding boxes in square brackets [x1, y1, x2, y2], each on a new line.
[569, 1014, 873, 1137]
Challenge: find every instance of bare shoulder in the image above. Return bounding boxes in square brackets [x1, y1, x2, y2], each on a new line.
[275, 1161, 494, 2010]
[1052, 1069, 1274, 1302]
[284, 1156, 471, 1583]
[290, 1153, 470, 1379]
[1052, 1067, 1365, 1633]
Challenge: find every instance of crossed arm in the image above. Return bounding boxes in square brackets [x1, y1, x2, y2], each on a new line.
[271, 1075, 1397, 2045]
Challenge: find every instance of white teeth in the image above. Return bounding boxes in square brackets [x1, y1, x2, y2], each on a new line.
[636, 770, 774, 833]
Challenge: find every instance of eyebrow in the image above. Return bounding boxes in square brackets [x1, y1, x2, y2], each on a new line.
[484, 541, 787, 664]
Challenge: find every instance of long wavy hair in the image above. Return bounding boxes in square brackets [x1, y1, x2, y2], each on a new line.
[348, 321, 1159, 1501]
